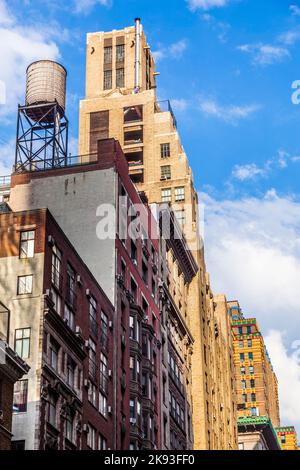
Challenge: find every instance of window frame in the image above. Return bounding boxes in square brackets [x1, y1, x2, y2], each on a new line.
[15, 328, 31, 359]
[17, 275, 33, 295]
[160, 143, 171, 158]
[19, 230, 35, 259]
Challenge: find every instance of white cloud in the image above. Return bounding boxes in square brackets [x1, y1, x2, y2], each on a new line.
[231, 149, 300, 181]
[198, 97, 260, 124]
[232, 163, 266, 181]
[0, 1, 60, 120]
[169, 39, 188, 56]
[290, 4, 300, 16]
[171, 98, 189, 111]
[238, 43, 290, 66]
[202, 191, 300, 432]
[202, 190, 300, 335]
[187, 0, 230, 11]
[265, 330, 300, 430]
[0, 0, 13, 26]
[153, 39, 188, 62]
[73, 0, 111, 13]
[278, 28, 300, 46]
[201, 13, 230, 43]
[0, 138, 15, 175]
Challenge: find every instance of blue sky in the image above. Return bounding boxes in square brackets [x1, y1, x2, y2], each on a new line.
[1, 0, 300, 438]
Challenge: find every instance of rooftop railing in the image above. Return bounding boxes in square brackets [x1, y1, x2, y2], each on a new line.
[154, 100, 177, 129]
[14, 153, 98, 174]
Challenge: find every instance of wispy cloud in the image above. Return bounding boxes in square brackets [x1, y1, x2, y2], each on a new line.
[290, 4, 300, 16]
[187, 0, 230, 11]
[202, 13, 230, 43]
[231, 149, 300, 181]
[232, 163, 266, 181]
[73, 0, 111, 13]
[0, 1, 60, 121]
[153, 39, 188, 62]
[198, 97, 261, 124]
[238, 43, 290, 66]
[278, 27, 300, 46]
[171, 98, 189, 111]
[0, 0, 13, 26]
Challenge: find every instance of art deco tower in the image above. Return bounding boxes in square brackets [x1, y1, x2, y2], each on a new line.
[78, 19, 237, 449]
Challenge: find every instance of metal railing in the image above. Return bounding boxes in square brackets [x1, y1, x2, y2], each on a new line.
[14, 153, 98, 174]
[0, 176, 11, 187]
[154, 100, 177, 129]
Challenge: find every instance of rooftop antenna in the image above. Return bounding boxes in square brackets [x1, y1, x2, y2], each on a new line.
[134, 18, 141, 94]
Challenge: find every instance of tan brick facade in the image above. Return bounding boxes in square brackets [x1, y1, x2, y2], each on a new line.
[78, 22, 238, 450]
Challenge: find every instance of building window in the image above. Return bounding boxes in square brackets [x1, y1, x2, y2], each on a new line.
[161, 188, 172, 203]
[66, 265, 76, 309]
[242, 393, 247, 403]
[104, 70, 112, 90]
[17, 275, 33, 295]
[251, 407, 258, 416]
[130, 399, 135, 419]
[250, 379, 255, 388]
[67, 358, 76, 389]
[100, 353, 108, 394]
[15, 328, 30, 359]
[241, 380, 246, 389]
[238, 326, 243, 335]
[174, 210, 186, 226]
[47, 393, 57, 427]
[89, 296, 98, 337]
[89, 338, 97, 381]
[19, 231, 35, 259]
[104, 46, 112, 64]
[142, 260, 148, 285]
[51, 245, 62, 290]
[87, 424, 97, 450]
[49, 338, 59, 371]
[160, 143, 170, 158]
[116, 44, 125, 63]
[249, 366, 254, 375]
[251, 393, 256, 402]
[99, 392, 107, 417]
[88, 382, 97, 407]
[175, 187, 185, 202]
[65, 409, 73, 442]
[51, 289, 61, 315]
[64, 304, 75, 331]
[281, 436, 286, 444]
[13, 380, 28, 413]
[130, 356, 135, 381]
[161, 165, 171, 180]
[248, 352, 253, 361]
[240, 353, 245, 362]
[239, 340, 244, 348]
[100, 311, 108, 352]
[247, 326, 251, 334]
[247, 339, 252, 348]
[240, 367, 246, 375]
[99, 434, 107, 450]
[116, 68, 125, 88]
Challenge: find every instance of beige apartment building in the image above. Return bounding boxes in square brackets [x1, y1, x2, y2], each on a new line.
[229, 301, 280, 428]
[78, 19, 237, 449]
